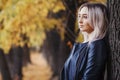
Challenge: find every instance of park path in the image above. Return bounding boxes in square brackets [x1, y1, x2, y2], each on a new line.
[22, 51, 53, 80]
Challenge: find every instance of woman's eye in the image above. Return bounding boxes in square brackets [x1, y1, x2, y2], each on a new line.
[83, 16, 87, 18]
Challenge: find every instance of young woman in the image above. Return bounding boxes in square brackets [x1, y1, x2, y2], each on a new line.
[60, 2, 109, 80]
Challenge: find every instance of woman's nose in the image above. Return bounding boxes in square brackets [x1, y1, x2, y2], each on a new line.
[79, 17, 83, 24]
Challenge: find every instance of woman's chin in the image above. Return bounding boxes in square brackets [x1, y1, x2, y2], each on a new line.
[80, 29, 85, 32]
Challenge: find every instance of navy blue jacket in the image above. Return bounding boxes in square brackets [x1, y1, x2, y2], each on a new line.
[60, 38, 108, 80]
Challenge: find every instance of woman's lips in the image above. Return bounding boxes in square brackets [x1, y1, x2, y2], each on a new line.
[79, 25, 83, 28]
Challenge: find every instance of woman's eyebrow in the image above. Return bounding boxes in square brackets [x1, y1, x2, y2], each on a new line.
[78, 14, 87, 16]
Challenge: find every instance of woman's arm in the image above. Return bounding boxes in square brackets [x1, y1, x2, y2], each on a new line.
[82, 41, 107, 80]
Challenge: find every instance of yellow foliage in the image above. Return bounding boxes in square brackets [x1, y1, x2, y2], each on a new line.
[0, 0, 65, 53]
[53, 1, 65, 13]
[89, 0, 106, 3]
[0, 30, 12, 53]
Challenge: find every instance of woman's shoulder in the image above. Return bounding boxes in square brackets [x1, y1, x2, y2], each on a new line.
[89, 38, 108, 49]
[91, 37, 106, 44]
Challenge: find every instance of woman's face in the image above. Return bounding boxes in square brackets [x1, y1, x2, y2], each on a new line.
[78, 7, 93, 33]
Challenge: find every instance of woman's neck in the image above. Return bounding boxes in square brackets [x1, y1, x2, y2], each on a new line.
[83, 33, 93, 43]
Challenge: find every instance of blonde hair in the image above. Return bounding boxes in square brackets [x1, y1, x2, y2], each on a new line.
[78, 2, 109, 43]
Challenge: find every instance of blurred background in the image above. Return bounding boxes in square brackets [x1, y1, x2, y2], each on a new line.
[0, 0, 106, 80]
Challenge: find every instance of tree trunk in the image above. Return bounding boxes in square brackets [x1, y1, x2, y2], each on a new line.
[12, 46, 23, 80]
[0, 49, 12, 80]
[107, 0, 120, 80]
[6, 44, 30, 80]
[41, 28, 61, 77]
[22, 43, 31, 66]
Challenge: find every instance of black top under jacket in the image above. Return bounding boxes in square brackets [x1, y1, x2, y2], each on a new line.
[60, 38, 109, 80]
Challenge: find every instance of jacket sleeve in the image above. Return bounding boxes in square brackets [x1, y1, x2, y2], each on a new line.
[82, 42, 107, 80]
